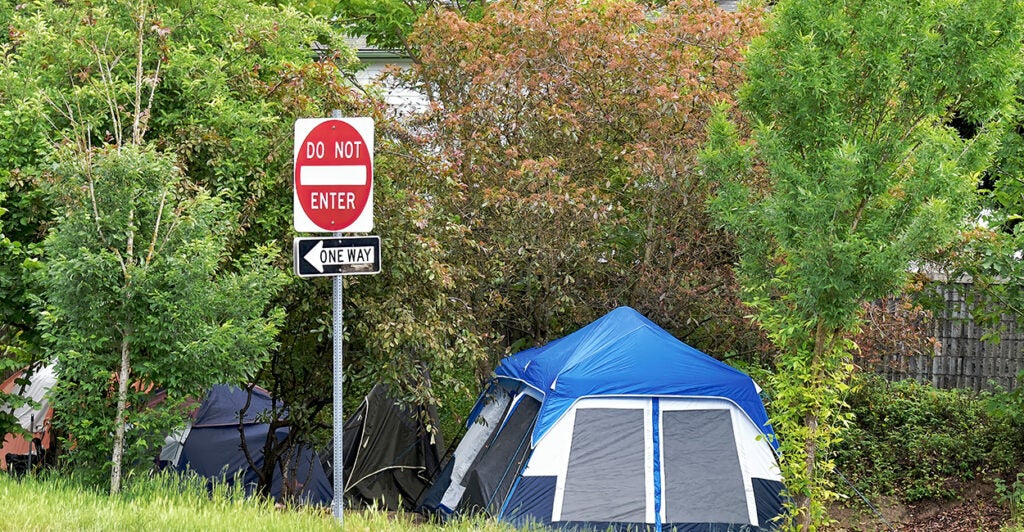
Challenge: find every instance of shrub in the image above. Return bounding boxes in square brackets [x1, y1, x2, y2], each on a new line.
[833, 375, 1024, 502]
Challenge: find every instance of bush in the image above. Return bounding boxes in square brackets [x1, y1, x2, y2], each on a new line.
[833, 375, 1024, 502]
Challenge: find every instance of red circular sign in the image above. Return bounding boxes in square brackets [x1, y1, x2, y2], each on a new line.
[294, 119, 373, 231]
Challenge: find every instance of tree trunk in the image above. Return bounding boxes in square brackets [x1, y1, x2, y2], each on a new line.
[110, 334, 131, 495]
[795, 320, 828, 531]
[797, 412, 819, 532]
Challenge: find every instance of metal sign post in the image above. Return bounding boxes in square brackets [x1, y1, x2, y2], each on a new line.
[331, 245, 344, 522]
[292, 110, 378, 525]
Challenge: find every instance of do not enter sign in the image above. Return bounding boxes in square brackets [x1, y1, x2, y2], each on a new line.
[294, 117, 374, 232]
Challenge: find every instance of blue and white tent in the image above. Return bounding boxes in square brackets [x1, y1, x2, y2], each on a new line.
[424, 307, 785, 531]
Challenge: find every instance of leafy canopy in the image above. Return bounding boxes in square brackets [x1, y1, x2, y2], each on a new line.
[1, 0, 342, 488]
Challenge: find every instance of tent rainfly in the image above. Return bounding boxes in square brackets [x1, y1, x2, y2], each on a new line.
[333, 383, 446, 511]
[162, 383, 445, 511]
[161, 384, 334, 505]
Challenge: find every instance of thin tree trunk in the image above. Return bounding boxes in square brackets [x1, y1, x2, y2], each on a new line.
[796, 320, 829, 531]
[110, 334, 131, 495]
[797, 412, 819, 532]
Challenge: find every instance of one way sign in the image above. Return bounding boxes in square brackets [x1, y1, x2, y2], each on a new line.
[294, 236, 381, 277]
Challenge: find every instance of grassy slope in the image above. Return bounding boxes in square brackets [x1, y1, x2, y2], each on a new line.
[0, 473, 519, 531]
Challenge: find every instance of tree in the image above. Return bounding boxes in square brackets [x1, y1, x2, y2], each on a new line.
[3, 0, 491, 490]
[950, 82, 1024, 332]
[406, 0, 766, 360]
[0, 191, 41, 447]
[38, 145, 287, 493]
[702, 0, 1024, 528]
[333, 0, 487, 53]
[2, 0, 333, 492]
[0, 3, 56, 360]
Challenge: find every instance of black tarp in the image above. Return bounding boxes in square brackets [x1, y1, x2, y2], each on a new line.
[327, 384, 446, 511]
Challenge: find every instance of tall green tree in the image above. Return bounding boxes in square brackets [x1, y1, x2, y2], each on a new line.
[0, 190, 39, 445]
[702, 0, 1024, 528]
[38, 145, 287, 493]
[0, 0, 348, 362]
[333, 0, 487, 53]
[952, 83, 1024, 331]
[3, 0, 488, 486]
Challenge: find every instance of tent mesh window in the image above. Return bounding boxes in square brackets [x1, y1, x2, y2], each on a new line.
[663, 409, 749, 525]
[561, 408, 647, 522]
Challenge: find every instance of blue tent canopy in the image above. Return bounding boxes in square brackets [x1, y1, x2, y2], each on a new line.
[493, 307, 776, 448]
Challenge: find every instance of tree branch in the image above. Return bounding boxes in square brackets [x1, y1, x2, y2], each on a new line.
[132, 2, 146, 144]
[91, 39, 126, 147]
[146, 187, 168, 266]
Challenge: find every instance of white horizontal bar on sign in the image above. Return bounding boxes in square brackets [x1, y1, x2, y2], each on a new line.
[299, 165, 367, 186]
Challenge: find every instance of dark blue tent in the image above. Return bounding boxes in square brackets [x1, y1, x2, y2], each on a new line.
[166, 385, 333, 505]
[425, 307, 785, 531]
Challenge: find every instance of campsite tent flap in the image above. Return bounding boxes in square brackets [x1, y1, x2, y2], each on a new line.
[164, 383, 445, 511]
[190, 383, 280, 427]
[334, 383, 446, 511]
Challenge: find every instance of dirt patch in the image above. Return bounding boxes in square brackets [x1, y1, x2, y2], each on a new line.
[828, 480, 1011, 531]
[828, 495, 902, 530]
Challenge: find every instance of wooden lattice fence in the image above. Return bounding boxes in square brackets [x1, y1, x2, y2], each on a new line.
[865, 282, 1024, 392]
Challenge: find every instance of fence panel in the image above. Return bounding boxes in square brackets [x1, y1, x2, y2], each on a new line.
[861, 282, 1024, 392]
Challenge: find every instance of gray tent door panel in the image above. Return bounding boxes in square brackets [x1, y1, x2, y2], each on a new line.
[459, 395, 540, 515]
[561, 408, 647, 523]
[663, 409, 749, 525]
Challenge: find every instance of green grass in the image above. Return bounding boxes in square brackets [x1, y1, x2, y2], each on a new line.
[0, 473, 518, 531]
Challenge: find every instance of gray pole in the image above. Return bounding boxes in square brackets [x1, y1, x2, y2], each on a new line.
[331, 110, 345, 523]
[332, 259, 344, 521]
